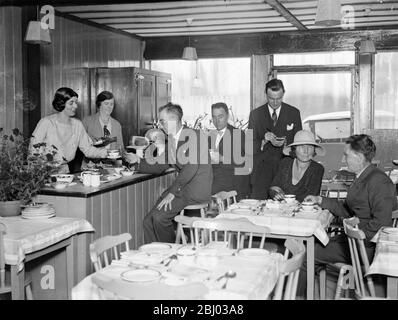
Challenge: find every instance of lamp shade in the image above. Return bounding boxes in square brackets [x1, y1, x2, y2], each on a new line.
[25, 21, 51, 44]
[314, 0, 341, 26]
[182, 46, 198, 60]
[359, 40, 377, 55]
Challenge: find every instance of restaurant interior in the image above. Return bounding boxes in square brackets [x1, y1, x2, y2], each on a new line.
[1, 0, 398, 301]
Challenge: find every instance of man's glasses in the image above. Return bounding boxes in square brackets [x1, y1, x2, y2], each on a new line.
[103, 125, 110, 137]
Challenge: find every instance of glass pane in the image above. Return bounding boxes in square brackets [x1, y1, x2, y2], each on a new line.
[314, 120, 350, 141]
[151, 58, 250, 128]
[374, 51, 398, 129]
[274, 51, 355, 66]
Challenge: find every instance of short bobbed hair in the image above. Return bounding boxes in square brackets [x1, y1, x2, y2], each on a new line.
[211, 102, 229, 114]
[96, 91, 114, 109]
[346, 134, 376, 162]
[52, 87, 78, 112]
[158, 102, 183, 121]
[289, 145, 317, 159]
[265, 78, 285, 93]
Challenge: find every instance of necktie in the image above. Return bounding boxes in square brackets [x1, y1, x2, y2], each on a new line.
[271, 110, 278, 127]
[103, 125, 110, 137]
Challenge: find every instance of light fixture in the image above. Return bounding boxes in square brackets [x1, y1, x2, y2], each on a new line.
[192, 60, 202, 88]
[182, 18, 197, 60]
[359, 39, 377, 55]
[25, 6, 51, 44]
[314, 0, 342, 27]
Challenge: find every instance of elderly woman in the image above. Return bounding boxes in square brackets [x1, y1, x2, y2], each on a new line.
[31, 87, 108, 173]
[268, 130, 325, 202]
[297, 134, 397, 298]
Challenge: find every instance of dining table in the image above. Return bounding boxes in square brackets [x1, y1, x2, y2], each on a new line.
[72, 242, 283, 300]
[367, 227, 398, 299]
[1, 215, 94, 299]
[217, 199, 334, 300]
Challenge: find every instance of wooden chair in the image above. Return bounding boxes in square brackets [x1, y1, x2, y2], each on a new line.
[92, 272, 208, 300]
[0, 222, 33, 300]
[89, 233, 132, 272]
[392, 209, 398, 228]
[343, 217, 376, 298]
[174, 215, 204, 245]
[272, 239, 306, 300]
[212, 191, 238, 213]
[175, 203, 209, 244]
[191, 217, 271, 249]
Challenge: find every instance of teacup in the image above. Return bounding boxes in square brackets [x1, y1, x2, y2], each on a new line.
[301, 201, 315, 211]
[108, 150, 120, 158]
[177, 247, 196, 266]
[284, 194, 296, 203]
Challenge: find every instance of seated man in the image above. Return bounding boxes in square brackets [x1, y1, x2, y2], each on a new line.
[209, 102, 250, 201]
[297, 134, 397, 298]
[136, 102, 213, 243]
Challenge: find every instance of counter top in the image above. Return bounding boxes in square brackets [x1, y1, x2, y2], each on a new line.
[39, 168, 175, 198]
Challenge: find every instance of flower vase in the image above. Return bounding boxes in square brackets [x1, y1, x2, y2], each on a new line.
[0, 200, 22, 217]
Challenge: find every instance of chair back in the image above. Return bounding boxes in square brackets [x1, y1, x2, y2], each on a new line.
[191, 217, 271, 249]
[89, 233, 132, 272]
[0, 222, 6, 289]
[212, 191, 237, 213]
[174, 215, 203, 245]
[392, 209, 398, 228]
[272, 239, 306, 300]
[343, 217, 376, 298]
[92, 273, 208, 300]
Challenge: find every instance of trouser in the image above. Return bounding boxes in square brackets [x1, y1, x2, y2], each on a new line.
[296, 233, 375, 298]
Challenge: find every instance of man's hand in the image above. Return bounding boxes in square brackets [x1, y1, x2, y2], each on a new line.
[270, 136, 285, 147]
[157, 193, 175, 211]
[303, 195, 322, 205]
[264, 132, 276, 142]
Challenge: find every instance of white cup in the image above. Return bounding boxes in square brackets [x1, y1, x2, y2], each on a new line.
[90, 172, 101, 187]
[285, 195, 296, 203]
[80, 171, 91, 187]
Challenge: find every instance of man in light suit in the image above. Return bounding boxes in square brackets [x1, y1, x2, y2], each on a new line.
[209, 102, 250, 200]
[248, 79, 302, 199]
[137, 103, 213, 243]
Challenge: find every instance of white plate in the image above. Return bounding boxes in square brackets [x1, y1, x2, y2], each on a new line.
[139, 243, 173, 255]
[238, 248, 269, 257]
[22, 213, 55, 219]
[205, 290, 248, 300]
[231, 208, 253, 215]
[120, 269, 161, 282]
[382, 228, 398, 235]
[240, 199, 260, 206]
[22, 210, 55, 216]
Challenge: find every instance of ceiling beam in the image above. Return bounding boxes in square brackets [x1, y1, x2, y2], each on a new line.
[144, 27, 398, 59]
[264, 0, 308, 30]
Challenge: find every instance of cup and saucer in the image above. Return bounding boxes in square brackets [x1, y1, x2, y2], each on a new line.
[107, 150, 121, 159]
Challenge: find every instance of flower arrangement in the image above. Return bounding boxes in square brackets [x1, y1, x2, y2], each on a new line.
[0, 128, 60, 203]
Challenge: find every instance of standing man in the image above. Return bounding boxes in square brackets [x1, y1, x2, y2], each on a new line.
[137, 102, 213, 243]
[248, 79, 302, 199]
[209, 102, 250, 200]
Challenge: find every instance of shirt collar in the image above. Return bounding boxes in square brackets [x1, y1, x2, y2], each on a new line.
[217, 126, 227, 136]
[268, 105, 281, 118]
[99, 117, 112, 132]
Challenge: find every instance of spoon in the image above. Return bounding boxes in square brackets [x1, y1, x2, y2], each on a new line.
[164, 254, 177, 267]
[216, 270, 236, 282]
[221, 271, 237, 289]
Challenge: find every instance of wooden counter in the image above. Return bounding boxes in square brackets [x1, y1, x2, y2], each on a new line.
[35, 169, 176, 285]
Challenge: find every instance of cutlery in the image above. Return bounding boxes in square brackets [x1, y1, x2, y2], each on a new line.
[220, 270, 237, 289]
[164, 254, 177, 267]
[216, 270, 236, 282]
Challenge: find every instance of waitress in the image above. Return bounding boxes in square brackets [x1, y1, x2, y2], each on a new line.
[30, 87, 108, 173]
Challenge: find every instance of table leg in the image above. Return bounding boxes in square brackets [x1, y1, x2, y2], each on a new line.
[11, 265, 25, 300]
[306, 237, 315, 300]
[387, 277, 398, 299]
[66, 241, 74, 300]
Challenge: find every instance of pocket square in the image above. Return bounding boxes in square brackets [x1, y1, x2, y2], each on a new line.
[287, 123, 294, 131]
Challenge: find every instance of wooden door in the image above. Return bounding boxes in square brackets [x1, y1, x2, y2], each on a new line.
[91, 68, 138, 147]
[155, 74, 172, 121]
[63, 68, 91, 120]
[136, 71, 156, 137]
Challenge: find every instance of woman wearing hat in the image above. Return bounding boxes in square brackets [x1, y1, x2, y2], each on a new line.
[268, 130, 325, 202]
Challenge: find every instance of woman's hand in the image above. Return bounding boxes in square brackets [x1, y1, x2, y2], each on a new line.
[303, 195, 322, 205]
[270, 186, 285, 201]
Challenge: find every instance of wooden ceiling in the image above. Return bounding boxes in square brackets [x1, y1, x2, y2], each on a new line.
[54, 0, 398, 37]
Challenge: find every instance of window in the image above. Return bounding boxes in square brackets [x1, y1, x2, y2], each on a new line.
[150, 58, 250, 128]
[374, 51, 398, 129]
[274, 51, 355, 66]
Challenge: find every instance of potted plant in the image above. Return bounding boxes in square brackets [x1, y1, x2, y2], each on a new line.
[0, 128, 60, 216]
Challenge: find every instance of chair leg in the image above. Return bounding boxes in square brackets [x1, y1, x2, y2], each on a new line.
[25, 284, 34, 300]
[319, 268, 326, 300]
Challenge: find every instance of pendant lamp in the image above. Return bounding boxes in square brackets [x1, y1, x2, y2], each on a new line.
[359, 39, 377, 55]
[182, 18, 197, 60]
[25, 6, 51, 44]
[314, 0, 342, 27]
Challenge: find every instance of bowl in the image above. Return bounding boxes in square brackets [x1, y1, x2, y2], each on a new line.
[51, 174, 74, 184]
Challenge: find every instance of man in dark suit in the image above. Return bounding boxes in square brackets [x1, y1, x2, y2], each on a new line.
[209, 102, 250, 200]
[137, 102, 213, 243]
[297, 134, 397, 298]
[248, 79, 302, 199]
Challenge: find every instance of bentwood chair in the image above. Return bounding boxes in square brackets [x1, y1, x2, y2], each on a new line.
[0, 222, 33, 300]
[89, 233, 132, 272]
[175, 203, 210, 244]
[272, 239, 306, 300]
[92, 272, 208, 300]
[343, 217, 376, 299]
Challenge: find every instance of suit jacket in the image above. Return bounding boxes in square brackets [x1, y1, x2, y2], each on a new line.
[321, 165, 397, 243]
[82, 113, 124, 151]
[139, 127, 213, 203]
[209, 124, 250, 199]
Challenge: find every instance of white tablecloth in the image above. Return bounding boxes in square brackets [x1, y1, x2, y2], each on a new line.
[1, 216, 94, 271]
[72, 243, 283, 300]
[367, 228, 398, 277]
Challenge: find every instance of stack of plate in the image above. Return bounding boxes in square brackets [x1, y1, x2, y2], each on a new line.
[21, 203, 56, 219]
